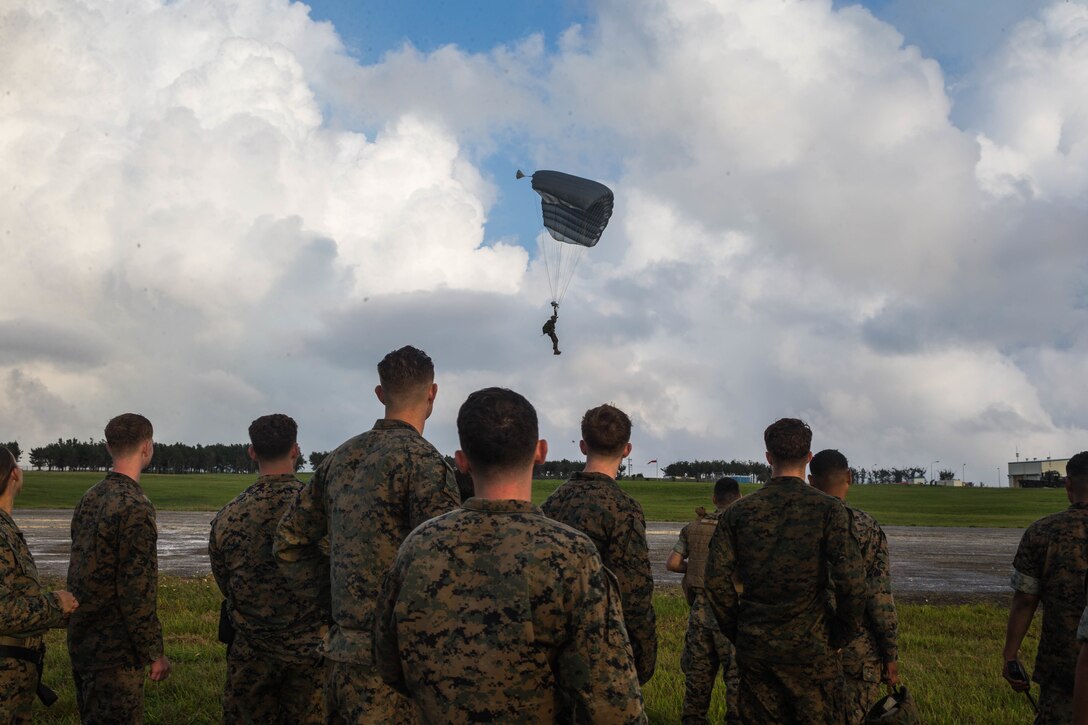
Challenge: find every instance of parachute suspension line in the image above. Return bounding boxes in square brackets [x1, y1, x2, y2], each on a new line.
[554, 202, 604, 302]
[539, 232, 558, 304]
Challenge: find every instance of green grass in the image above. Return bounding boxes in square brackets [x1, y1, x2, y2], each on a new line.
[30, 579, 1039, 724]
[19, 472, 1071, 527]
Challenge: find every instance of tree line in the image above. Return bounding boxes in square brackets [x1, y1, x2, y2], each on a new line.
[12, 439, 307, 474]
[662, 459, 771, 481]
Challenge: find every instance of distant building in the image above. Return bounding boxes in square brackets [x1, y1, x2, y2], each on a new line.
[1007, 458, 1069, 488]
[934, 478, 965, 487]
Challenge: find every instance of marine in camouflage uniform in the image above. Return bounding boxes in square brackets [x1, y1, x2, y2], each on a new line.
[668, 480, 742, 725]
[375, 498, 646, 724]
[540, 404, 656, 684]
[1074, 576, 1088, 723]
[275, 346, 460, 724]
[1003, 450, 1088, 725]
[705, 418, 865, 725]
[210, 465, 330, 724]
[67, 413, 168, 725]
[375, 386, 645, 724]
[809, 450, 899, 725]
[1, 493, 71, 722]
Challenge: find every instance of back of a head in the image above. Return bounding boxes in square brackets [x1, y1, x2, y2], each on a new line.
[248, 414, 298, 461]
[764, 417, 812, 465]
[809, 449, 850, 489]
[457, 388, 538, 475]
[105, 413, 154, 457]
[1067, 451, 1088, 490]
[714, 477, 740, 504]
[581, 404, 631, 457]
[377, 346, 434, 407]
[0, 446, 16, 496]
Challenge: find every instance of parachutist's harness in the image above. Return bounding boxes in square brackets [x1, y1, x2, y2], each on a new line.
[0, 636, 58, 706]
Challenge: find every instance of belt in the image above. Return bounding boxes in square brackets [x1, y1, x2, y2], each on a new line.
[0, 636, 30, 647]
[0, 643, 58, 706]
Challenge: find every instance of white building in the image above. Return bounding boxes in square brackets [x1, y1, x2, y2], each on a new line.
[1007, 458, 1068, 488]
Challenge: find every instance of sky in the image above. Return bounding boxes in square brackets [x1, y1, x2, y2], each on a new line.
[2, 0, 1087, 484]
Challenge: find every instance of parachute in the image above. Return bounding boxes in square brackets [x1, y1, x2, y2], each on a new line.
[518, 169, 614, 304]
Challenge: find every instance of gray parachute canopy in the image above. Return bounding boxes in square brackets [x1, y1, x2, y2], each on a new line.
[519, 170, 614, 247]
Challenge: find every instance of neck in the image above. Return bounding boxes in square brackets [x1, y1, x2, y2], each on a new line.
[385, 406, 428, 435]
[813, 485, 847, 501]
[583, 454, 622, 479]
[0, 493, 13, 515]
[111, 458, 144, 482]
[472, 470, 534, 502]
[770, 464, 806, 479]
[258, 459, 297, 476]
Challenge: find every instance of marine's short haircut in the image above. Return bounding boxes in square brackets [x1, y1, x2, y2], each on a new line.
[105, 413, 154, 457]
[377, 346, 434, 404]
[581, 404, 632, 457]
[248, 414, 298, 460]
[764, 417, 812, 463]
[457, 387, 538, 474]
[1067, 451, 1088, 486]
[714, 477, 740, 500]
[809, 449, 850, 479]
[0, 446, 16, 497]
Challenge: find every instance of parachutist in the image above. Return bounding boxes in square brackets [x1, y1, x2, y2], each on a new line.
[542, 304, 561, 355]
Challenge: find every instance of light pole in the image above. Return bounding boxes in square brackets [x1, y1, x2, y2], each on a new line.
[962, 463, 966, 483]
[930, 460, 939, 484]
[996, 467, 1000, 487]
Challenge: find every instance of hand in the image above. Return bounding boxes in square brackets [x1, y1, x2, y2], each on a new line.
[54, 590, 79, 615]
[148, 656, 171, 682]
[883, 660, 900, 687]
[1002, 659, 1030, 692]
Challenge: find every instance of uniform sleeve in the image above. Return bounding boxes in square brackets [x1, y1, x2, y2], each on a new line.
[609, 508, 657, 684]
[827, 503, 866, 647]
[1011, 524, 1044, 595]
[558, 557, 647, 725]
[117, 501, 164, 663]
[672, 524, 689, 557]
[407, 454, 461, 530]
[208, 518, 230, 599]
[866, 524, 898, 663]
[374, 554, 409, 696]
[275, 468, 329, 574]
[0, 545, 66, 635]
[704, 515, 739, 642]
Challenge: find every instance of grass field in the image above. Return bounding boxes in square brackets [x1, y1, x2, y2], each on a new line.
[20, 471, 1071, 526]
[28, 578, 1039, 724]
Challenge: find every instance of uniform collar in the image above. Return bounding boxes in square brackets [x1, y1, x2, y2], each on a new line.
[106, 470, 143, 490]
[253, 473, 301, 487]
[461, 497, 540, 514]
[1071, 501, 1088, 511]
[372, 419, 419, 433]
[569, 471, 617, 484]
[764, 476, 806, 487]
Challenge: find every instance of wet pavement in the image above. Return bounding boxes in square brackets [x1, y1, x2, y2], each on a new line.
[17, 511, 1020, 604]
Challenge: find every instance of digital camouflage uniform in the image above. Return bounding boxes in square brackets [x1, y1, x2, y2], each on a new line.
[841, 506, 898, 725]
[209, 474, 331, 724]
[67, 471, 163, 725]
[541, 471, 657, 684]
[1010, 501, 1088, 724]
[705, 477, 866, 725]
[275, 419, 460, 724]
[374, 497, 647, 724]
[0, 509, 67, 724]
[673, 508, 739, 724]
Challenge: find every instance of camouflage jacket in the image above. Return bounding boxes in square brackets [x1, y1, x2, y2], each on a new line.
[274, 419, 460, 664]
[67, 471, 163, 671]
[209, 474, 330, 664]
[1011, 501, 1088, 690]
[374, 497, 647, 724]
[841, 505, 898, 680]
[0, 509, 66, 645]
[541, 471, 657, 683]
[705, 476, 866, 667]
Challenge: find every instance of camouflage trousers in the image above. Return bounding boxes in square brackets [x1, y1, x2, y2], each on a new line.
[0, 657, 36, 724]
[73, 666, 144, 725]
[842, 675, 880, 725]
[735, 656, 844, 725]
[324, 658, 418, 725]
[223, 650, 324, 724]
[1033, 683, 1072, 725]
[680, 620, 739, 724]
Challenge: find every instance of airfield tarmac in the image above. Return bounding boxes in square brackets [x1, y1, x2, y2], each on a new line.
[15, 511, 1020, 604]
